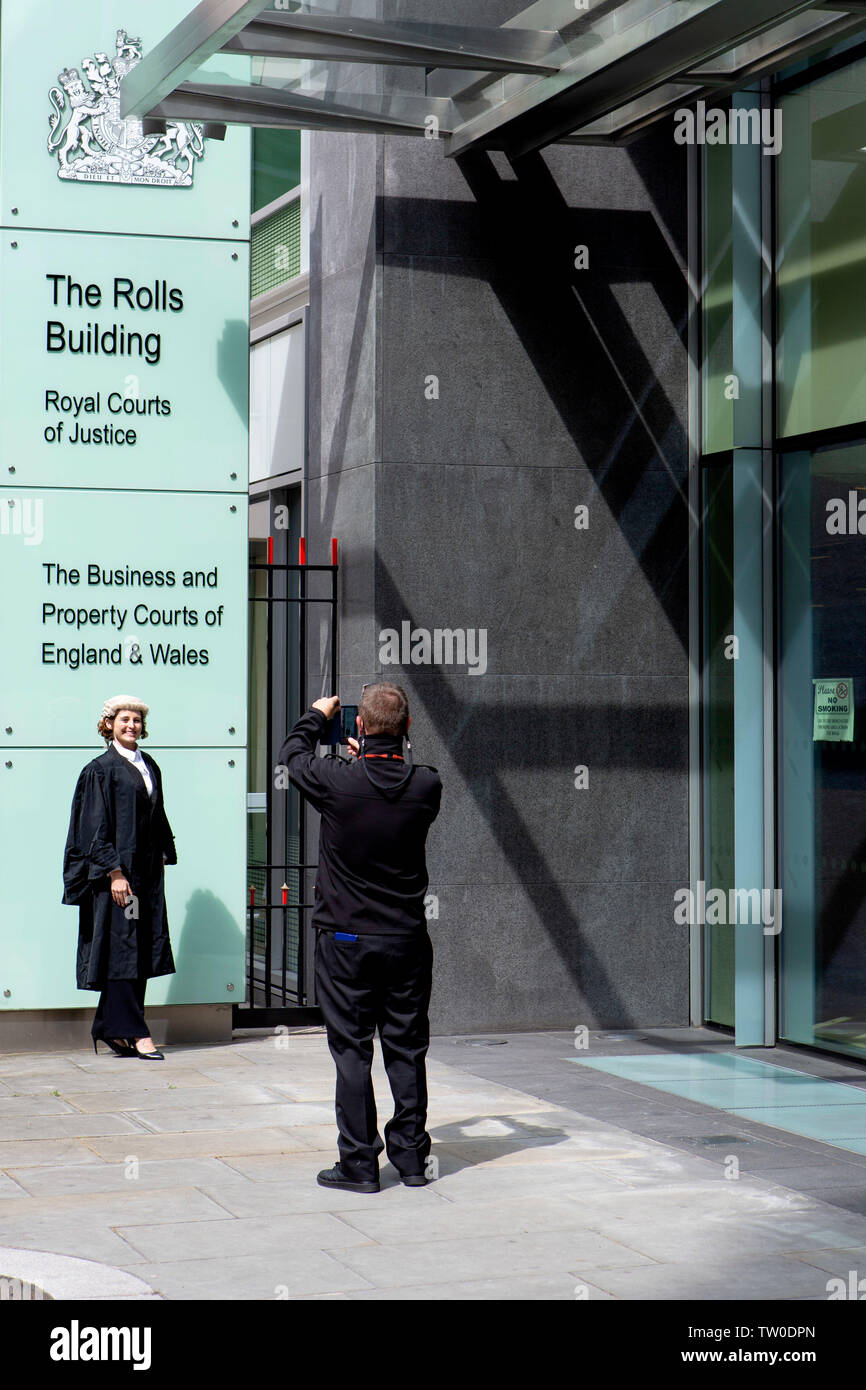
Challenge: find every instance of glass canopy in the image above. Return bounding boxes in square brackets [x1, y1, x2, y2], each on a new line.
[120, 0, 866, 153]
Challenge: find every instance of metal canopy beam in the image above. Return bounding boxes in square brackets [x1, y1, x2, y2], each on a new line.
[147, 82, 455, 138]
[121, 0, 268, 119]
[557, 6, 866, 144]
[444, 0, 837, 157]
[557, 83, 704, 144]
[222, 13, 564, 75]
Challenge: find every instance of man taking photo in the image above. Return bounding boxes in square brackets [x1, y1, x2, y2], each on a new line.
[277, 683, 442, 1193]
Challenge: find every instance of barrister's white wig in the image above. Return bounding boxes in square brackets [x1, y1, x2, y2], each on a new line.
[101, 694, 149, 720]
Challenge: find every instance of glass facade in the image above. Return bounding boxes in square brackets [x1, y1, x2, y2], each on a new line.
[250, 129, 303, 301]
[701, 141, 734, 457]
[777, 56, 866, 438]
[779, 442, 866, 1052]
[701, 42, 866, 1059]
[252, 128, 301, 213]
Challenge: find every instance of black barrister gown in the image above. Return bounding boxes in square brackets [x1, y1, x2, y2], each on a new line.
[62, 745, 177, 990]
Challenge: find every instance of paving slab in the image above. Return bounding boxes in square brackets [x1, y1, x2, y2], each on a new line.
[195, 1168, 448, 1217]
[740, 1161, 866, 1191]
[431, 1136, 653, 1167]
[584, 1254, 837, 1301]
[114, 1211, 377, 1263]
[134, 1048, 254, 1068]
[85, 1128, 319, 1160]
[787, 1243, 866, 1278]
[798, 1187, 866, 1216]
[5, 1156, 255, 1198]
[0, 1214, 146, 1265]
[0, 1095, 78, 1116]
[0, 1057, 93, 1077]
[60, 1084, 287, 1114]
[418, 1161, 630, 1202]
[317, 1228, 657, 1288]
[0, 1170, 30, 1198]
[577, 1197, 866, 1265]
[0, 1185, 232, 1226]
[114, 1250, 374, 1300]
[0, 1138, 111, 1167]
[304, 1270, 608, 1300]
[0, 1067, 218, 1096]
[217, 1151, 350, 1183]
[69, 1067, 231, 1091]
[0, 1113, 149, 1140]
[590, 1150, 744, 1185]
[128, 1101, 336, 1133]
[197, 1072, 334, 1099]
[334, 1193, 618, 1244]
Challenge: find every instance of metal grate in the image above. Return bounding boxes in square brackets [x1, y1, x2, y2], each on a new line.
[251, 198, 301, 298]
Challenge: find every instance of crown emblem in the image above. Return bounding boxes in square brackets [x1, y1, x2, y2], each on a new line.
[47, 29, 206, 187]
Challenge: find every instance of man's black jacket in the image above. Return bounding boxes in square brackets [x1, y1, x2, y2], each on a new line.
[278, 708, 442, 936]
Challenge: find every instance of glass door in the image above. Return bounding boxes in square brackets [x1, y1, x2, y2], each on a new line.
[702, 457, 736, 1027]
[778, 443, 866, 1057]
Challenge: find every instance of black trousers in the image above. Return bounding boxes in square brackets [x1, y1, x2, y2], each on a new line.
[91, 978, 149, 1040]
[315, 928, 433, 1182]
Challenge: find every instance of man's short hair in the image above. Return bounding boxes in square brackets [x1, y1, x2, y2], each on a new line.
[359, 683, 409, 738]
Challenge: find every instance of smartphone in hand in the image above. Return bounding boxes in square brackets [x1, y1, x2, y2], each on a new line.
[319, 705, 358, 746]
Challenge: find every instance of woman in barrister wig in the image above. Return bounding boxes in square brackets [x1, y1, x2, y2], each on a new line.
[62, 695, 177, 1060]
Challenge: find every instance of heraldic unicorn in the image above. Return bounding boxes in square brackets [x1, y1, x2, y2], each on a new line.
[47, 29, 206, 187]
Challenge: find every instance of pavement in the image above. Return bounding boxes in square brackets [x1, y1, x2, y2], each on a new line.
[2, 1024, 866, 1300]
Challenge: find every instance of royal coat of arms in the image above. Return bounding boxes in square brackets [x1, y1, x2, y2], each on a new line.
[47, 29, 206, 187]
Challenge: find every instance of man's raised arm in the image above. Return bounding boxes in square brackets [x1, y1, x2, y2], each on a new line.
[275, 697, 340, 807]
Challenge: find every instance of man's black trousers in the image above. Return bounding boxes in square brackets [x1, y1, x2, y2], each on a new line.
[314, 928, 433, 1183]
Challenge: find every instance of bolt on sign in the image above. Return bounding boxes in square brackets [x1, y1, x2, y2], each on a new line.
[0, 1, 252, 1010]
[813, 679, 855, 742]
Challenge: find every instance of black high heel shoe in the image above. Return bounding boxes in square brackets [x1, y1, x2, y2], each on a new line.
[130, 1038, 164, 1061]
[93, 1036, 137, 1057]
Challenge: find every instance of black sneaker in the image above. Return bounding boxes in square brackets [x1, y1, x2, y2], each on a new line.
[316, 1164, 380, 1194]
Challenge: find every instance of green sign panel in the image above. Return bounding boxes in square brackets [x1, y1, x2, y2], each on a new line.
[813, 678, 854, 742]
[0, 231, 249, 492]
[0, 0, 251, 1012]
[0, 488, 247, 747]
[0, 749, 246, 1010]
[0, 0, 250, 242]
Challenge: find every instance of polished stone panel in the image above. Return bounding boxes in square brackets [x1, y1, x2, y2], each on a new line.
[309, 112, 689, 1031]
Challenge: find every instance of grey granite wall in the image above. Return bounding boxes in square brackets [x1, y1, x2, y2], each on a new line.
[308, 88, 690, 1032]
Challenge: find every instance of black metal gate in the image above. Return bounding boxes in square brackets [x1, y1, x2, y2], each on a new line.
[234, 533, 338, 1027]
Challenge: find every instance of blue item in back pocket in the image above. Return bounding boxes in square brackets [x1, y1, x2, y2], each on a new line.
[334, 932, 358, 942]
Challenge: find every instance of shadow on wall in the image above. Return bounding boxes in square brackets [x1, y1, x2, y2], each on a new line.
[455, 144, 689, 649]
[307, 134, 691, 1028]
[375, 557, 687, 1028]
[164, 888, 243, 1005]
[217, 318, 250, 427]
[314, 139, 690, 650]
